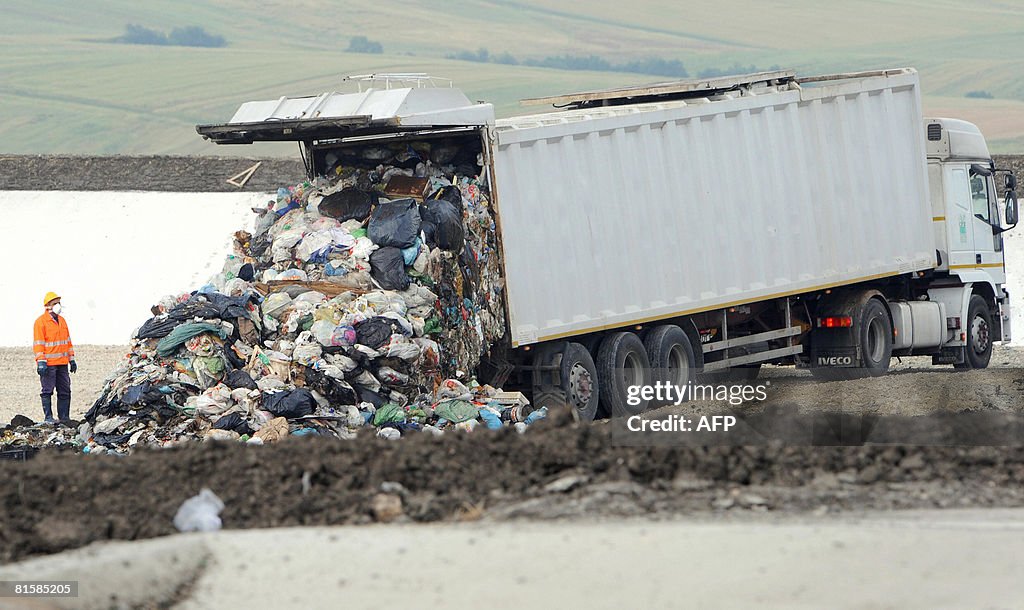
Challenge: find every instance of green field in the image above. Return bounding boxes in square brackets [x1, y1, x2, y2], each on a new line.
[3, 0, 1023, 155]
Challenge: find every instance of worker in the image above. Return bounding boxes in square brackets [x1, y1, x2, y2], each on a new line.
[33, 292, 77, 424]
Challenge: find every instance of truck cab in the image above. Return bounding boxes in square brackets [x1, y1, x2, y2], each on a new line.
[924, 118, 1017, 347]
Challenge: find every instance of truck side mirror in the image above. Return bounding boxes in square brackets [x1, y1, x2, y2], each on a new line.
[1006, 191, 1019, 227]
[1005, 173, 1018, 191]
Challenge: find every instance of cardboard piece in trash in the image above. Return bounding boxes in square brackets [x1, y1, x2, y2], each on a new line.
[383, 176, 430, 200]
[491, 391, 529, 408]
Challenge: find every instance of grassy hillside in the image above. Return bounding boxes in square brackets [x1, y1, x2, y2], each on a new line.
[2, 0, 1023, 155]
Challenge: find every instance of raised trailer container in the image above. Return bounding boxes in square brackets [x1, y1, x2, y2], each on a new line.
[492, 69, 934, 347]
[198, 69, 1017, 419]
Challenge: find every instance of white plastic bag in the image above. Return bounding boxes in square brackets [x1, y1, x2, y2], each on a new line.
[262, 292, 293, 319]
[295, 231, 334, 262]
[174, 488, 225, 533]
[293, 342, 323, 366]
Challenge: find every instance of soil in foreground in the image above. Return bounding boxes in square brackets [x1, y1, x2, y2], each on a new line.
[3, 409, 1024, 564]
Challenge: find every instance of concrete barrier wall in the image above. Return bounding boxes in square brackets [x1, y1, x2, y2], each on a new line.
[0, 191, 270, 346]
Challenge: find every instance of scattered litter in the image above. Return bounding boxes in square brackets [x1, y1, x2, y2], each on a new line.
[174, 488, 225, 532]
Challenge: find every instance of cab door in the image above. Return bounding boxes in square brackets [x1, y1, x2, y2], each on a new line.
[967, 169, 1006, 282]
[945, 165, 976, 268]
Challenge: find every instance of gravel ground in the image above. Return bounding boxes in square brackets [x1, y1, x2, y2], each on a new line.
[0, 345, 1020, 426]
[0, 345, 126, 424]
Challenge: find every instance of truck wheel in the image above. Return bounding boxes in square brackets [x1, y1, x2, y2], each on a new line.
[597, 332, 651, 417]
[643, 325, 696, 404]
[531, 342, 600, 421]
[561, 342, 600, 421]
[860, 298, 893, 376]
[955, 295, 993, 370]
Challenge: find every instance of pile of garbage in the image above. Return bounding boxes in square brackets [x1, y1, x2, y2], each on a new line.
[5, 140, 545, 455]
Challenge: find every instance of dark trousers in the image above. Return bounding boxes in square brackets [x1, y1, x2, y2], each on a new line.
[40, 364, 71, 420]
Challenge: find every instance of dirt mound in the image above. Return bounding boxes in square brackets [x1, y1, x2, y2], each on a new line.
[4, 410, 1024, 563]
[0, 155, 304, 192]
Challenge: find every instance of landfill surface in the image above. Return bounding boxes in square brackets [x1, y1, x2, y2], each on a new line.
[3, 409, 1024, 563]
[2, 154, 1023, 569]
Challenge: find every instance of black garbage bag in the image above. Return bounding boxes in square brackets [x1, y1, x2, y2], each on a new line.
[205, 292, 251, 319]
[225, 369, 258, 390]
[138, 293, 249, 340]
[93, 433, 132, 448]
[171, 297, 220, 321]
[369, 247, 410, 291]
[250, 233, 271, 258]
[136, 316, 181, 339]
[238, 263, 255, 282]
[214, 412, 255, 436]
[332, 346, 372, 381]
[262, 388, 316, 419]
[122, 381, 166, 406]
[319, 187, 378, 223]
[428, 184, 462, 206]
[355, 317, 402, 350]
[304, 367, 359, 406]
[357, 386, 388, 409]
[421, 189, 464, 252]
[367, 198, 421, 248]
[9, 414, 34, 428]
[223, 341, 247, 369]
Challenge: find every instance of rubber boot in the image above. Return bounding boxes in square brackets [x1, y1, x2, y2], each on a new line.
[41, 395, 54, 423]
[57, 396, 71, 422]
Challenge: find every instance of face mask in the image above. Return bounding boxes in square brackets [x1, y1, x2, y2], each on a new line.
[51, 304, 63, 315]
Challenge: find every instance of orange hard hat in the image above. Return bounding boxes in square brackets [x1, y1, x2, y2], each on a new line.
[43, 291, 61, 306]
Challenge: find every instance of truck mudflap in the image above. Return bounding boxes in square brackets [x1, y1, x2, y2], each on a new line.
[806, 289, 885, 369]
[811, 348, 859, 368]
[932, 347, 965, 365]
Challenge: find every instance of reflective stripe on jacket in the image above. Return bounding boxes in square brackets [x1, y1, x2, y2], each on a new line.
[33, 314, 74, 366]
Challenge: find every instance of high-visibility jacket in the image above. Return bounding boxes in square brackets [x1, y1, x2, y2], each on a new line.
[33, 313, 74, 366]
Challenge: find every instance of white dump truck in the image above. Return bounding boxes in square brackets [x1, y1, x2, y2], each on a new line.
[198, 68, 1017, 419]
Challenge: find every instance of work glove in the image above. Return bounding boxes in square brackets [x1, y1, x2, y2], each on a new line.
[69, 360, 78, 374]
[36, 361, 48, 375]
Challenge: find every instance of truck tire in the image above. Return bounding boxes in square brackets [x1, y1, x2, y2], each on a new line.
[955, 295, 993, 370]
[643, 325, 696, 404]
[859, 298, 893, 376]
[597, 332, 651, 417]
[530, 342, 600, 421]
[560, 342, 601, 421]
[811, 297, 891, 380]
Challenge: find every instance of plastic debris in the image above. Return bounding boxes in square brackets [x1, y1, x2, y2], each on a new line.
[173, 488, 225, 533]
